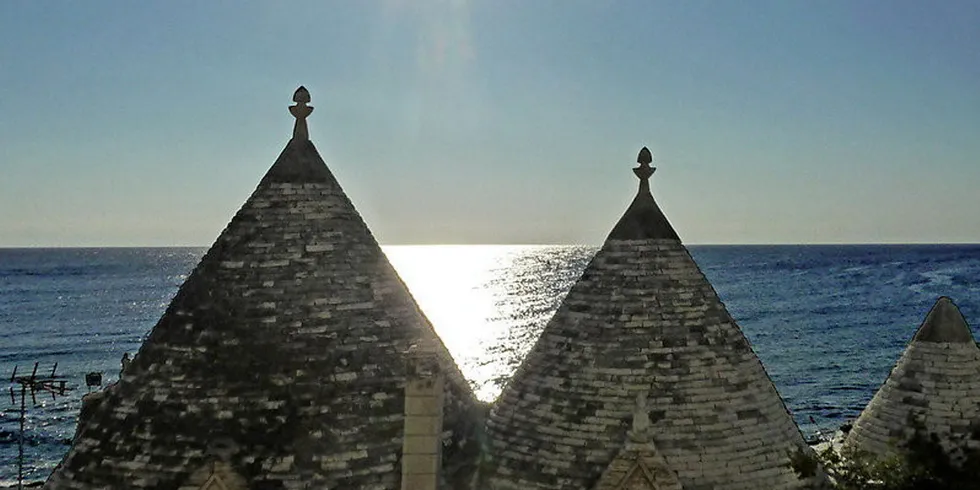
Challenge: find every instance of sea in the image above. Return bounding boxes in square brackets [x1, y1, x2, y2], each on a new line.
[1, 244, 979, 483]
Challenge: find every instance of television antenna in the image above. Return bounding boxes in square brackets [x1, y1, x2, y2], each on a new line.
[8, 362, 70, 490]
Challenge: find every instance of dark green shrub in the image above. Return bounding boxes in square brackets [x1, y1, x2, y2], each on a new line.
[794, 425, 980, 490]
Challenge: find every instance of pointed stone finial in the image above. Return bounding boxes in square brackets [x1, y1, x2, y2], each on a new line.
[637, 147, 652, 164]
[633, 147, 655, 182]
[289, 86, 314, 141]
[628, 392, 652, 443]
[607, 146, 680, 240]
[293, 86, 311, 104]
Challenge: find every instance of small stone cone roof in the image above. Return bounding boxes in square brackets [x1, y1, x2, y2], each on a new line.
[483, 148, 810, 490]
[46, 88, 480, 489]
[844, 297, 980, 458]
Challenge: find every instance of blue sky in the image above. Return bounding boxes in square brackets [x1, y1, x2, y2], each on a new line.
[1, 1, 978, 246]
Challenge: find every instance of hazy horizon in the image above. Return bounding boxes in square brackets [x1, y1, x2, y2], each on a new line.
[3, 242, 980, 250]
[3, 1, 978, 247]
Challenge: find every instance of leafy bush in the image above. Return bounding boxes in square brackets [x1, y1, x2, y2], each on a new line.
[792, 427, 980, 490]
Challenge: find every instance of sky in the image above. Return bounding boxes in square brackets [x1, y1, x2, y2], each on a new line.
[1, 1, 978, 246]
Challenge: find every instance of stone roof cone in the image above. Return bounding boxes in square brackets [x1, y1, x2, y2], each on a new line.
[45, 87, 481, 489]
[483, 148, 811, 489]
[844, 297, 980, 459]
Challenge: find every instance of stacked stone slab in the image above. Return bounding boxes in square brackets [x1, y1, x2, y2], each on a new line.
[45, 87, 481, 489]
[483, 148, 811, 489]
[844, 297, 980, 459]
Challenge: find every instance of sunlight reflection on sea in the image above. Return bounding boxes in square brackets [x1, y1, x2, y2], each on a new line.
[384, 245, 593, 400]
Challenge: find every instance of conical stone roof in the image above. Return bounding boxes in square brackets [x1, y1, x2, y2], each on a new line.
[483, 148, 810, 489]
[844, 297, 980, 459]
[45, 87, 481, 489]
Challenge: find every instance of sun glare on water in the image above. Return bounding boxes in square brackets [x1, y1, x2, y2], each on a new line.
[383, 244, 593, 401]
[384, 245, 518, 399]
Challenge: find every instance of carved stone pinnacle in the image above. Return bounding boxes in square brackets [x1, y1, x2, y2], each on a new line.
[293, 86, 311, 104]
[638, 147, 653, 165]
[633, 147, 655, 181]
[628, 391, 652, 443]
[289, 86, 314, 140]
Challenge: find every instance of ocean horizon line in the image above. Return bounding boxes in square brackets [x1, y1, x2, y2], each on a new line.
[2, 242, 980, 250]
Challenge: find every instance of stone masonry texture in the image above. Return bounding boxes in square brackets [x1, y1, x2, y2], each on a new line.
[592, 441, 683, 490]
[844, 297, 980, 459]
[44, 134, 482, 489]
[482, 173, 811, 490]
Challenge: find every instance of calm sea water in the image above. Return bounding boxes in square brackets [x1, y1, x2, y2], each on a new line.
[1, 244, 979, 482]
